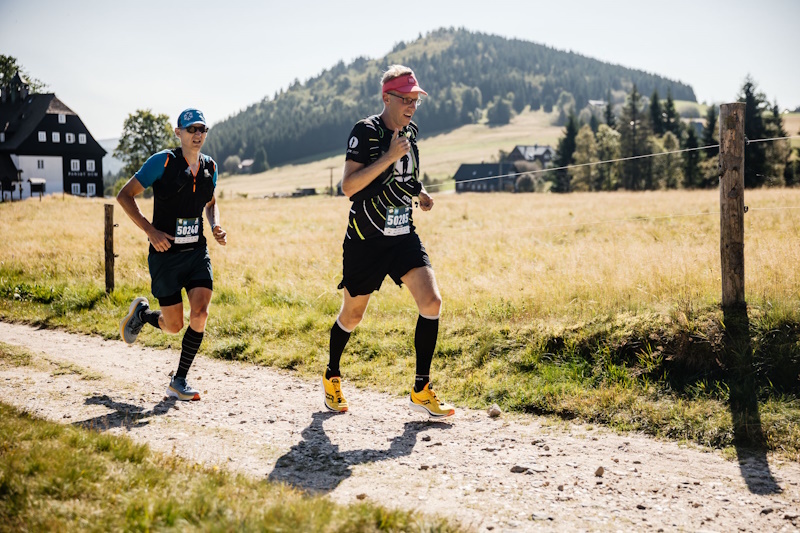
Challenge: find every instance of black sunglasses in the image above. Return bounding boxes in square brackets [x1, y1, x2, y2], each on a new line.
[185, 125, 209, 134]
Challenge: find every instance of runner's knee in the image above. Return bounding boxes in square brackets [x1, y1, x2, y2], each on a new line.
[418, 292, 442, 317]
[161, 315, 184, 334]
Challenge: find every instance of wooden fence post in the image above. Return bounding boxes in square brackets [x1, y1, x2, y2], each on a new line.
[104, 204, 115, 294]
[719, 102, 746, 308]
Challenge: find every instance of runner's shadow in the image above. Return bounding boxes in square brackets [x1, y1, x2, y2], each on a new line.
[267, 411, 451, 494]
[723, 307, 781, 495]
[72, 394, 178, 432]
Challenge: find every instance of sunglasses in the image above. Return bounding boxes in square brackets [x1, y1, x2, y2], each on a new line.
[184, 125, 209, 134]
[388, 93, 423, 108]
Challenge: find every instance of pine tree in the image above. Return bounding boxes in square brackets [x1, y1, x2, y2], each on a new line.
[553, 113, 579, 192]
[617, 85, 652, 190]
[739, 76, 769, 187]
[589, 112, 600, 134]
[702, 105, 718, 158]
[764, 103, 790, 185]
[252, 147, 270, 173]
[649, 89, 664, 135]
[682, 126, 701, 188]
[604, 89, 616, 128]
[663, 88, 681, 137]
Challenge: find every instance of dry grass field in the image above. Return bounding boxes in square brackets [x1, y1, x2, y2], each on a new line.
[5, 188, 799, 322]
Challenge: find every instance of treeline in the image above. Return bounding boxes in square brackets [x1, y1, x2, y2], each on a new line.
[547, 76, 798, 192]
[203, 27, 695, 170]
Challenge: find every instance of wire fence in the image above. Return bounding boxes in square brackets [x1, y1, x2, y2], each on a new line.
[423, 134, 800, 190]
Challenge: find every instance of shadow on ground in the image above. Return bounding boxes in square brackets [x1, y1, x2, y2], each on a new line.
[72, 394, 178, 431]
[268, 411, 452, 494]
[724, 306, 782, 495]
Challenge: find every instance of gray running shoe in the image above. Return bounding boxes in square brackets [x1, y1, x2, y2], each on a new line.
[120, 297, 149, 345]
[167, 376, 201, 401]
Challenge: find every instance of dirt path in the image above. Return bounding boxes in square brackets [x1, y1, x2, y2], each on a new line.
[1, 322, 798, 532]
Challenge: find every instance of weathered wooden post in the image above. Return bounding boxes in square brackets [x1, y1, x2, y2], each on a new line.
[104, 204, 115, 294]
[719, 103, 746, 308]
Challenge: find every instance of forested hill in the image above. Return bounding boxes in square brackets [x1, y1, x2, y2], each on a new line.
[203, 28, 695, 169]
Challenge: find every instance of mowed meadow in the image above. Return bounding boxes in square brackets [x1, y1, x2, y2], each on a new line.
[1, 188, 800, 456]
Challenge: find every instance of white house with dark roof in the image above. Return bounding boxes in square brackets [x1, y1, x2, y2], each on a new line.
[506, 144, 555, 165]
[0, 72, 106, 198]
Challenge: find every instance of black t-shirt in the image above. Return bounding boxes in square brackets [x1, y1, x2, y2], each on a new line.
[344, 115, 422, 241]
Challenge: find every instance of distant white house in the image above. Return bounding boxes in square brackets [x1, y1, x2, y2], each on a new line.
[506, 144, 555, 165]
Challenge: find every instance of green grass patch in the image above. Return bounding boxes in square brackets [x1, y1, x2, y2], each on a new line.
[0, 402, 461, 532]
[0, 342, 33, 366]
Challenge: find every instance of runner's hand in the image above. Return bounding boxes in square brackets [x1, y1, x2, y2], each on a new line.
[147, 229, 174, 252]
[419, 190, 434, 211]
[387, 129, 410, 162]
[212, 225, 227, 246]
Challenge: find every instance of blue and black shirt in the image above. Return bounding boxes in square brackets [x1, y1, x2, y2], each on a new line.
[135, 147, 218, 253]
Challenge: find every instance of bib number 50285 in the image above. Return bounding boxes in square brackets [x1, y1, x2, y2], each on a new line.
[384, 206, 410, 236]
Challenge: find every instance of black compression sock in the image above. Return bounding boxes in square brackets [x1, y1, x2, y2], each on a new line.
[142, 309, 162, 329]
[326, 321, 351, 379]
[414, 315, 439, 391]
[176, 326, 203, 379]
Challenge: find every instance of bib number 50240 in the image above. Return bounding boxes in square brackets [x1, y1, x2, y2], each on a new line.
[175, 217, 200, 244]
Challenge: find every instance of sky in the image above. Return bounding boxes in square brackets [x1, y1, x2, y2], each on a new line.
[1, 0, 798, 141]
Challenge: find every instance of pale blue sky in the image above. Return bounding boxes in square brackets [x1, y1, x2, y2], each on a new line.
[1, 0, 797, 140]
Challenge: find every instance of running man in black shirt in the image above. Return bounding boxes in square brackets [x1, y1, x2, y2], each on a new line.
[117, 108, 226, 401]
[322, 65, 454, 418]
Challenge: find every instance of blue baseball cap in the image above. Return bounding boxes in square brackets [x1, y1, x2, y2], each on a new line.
[177, 108, 206, 129]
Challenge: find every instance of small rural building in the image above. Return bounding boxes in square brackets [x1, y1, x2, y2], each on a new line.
[453, 162, 518, 192]
[506, 144, 555, 165]
[0, 72, 106, 198]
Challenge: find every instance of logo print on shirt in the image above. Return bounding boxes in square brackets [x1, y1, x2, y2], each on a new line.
[348, 136, 358, 149]
[394, 155, 413, 183]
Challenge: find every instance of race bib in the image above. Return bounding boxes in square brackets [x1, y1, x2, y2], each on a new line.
[384, 206, 410, 236]
[175, 217, 200, 244]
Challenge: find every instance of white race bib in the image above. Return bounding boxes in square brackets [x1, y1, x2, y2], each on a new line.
[175, 217, 200, 244]
[384, 206, 410, 236]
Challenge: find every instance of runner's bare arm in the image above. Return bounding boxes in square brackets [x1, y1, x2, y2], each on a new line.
[116, 177, 174, 252]
[341, 129, 409, 197]
[205, 195, 226, 246]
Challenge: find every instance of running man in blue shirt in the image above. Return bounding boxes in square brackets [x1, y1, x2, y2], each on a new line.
[117, 108, 226, 401]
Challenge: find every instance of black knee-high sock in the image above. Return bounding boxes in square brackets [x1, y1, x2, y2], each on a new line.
[326, 320, 351, 379]
[176, 326, 203, 379]
[414, 315, 439, 392]
[142, 309, 162, 329]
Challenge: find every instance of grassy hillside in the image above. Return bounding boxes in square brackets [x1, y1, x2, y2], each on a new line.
[1, 191, 799, 458]
[216, 108, 563, 197]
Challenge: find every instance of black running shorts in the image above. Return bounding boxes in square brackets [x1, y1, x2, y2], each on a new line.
[148, 246, 213, 307]
[338, 232, 432, 297]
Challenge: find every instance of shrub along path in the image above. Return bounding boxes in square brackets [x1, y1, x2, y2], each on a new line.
[1, 321, 798, 532]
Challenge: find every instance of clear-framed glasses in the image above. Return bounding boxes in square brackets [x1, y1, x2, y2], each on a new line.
[388, 93, 423, 108]
[185, 125, 209, 134]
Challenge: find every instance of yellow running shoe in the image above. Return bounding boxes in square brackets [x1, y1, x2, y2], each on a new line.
[409, 383, 455, 418]
[322, 375, 348, 412]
